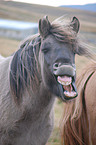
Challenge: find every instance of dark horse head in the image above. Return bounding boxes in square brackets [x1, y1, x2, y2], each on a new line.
[10, 16, 91, 102]
[38, 16, 80, 101]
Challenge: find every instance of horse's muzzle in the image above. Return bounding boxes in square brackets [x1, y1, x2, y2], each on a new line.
[53, 64, 76, 77]
[53, 64, 78, 101]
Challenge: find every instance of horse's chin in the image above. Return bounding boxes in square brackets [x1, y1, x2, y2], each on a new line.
[57, 76, 78, 101]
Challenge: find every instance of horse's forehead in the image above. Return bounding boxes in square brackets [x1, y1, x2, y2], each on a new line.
[41, 35, 55, 44]
[44, 35, 59, 43]
[42, 35, 72, 51]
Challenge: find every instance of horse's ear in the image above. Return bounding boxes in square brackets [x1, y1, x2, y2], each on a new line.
[39, 16, 51, 38]
[70, 16, 80, 33]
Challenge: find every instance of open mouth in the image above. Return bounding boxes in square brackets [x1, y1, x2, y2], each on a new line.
[57, 76, 77, 99]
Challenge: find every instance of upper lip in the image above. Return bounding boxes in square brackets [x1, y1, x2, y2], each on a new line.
[53, 64, 76, 77]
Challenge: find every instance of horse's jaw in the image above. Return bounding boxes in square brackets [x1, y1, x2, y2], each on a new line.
[57, 75, 78, 101]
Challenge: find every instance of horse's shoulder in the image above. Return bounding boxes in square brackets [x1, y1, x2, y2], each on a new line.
[0, 54, 5, 62]
[0, 56, 12, 67]
[85, 71, 96, 109]
[85, 71, 96, 92]
[0, 56, 12, 87]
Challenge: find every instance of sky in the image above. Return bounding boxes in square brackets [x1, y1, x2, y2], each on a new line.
[12, 0, 96, 7]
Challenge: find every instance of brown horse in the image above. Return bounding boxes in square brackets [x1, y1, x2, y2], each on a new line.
[61, 62, 96, 145]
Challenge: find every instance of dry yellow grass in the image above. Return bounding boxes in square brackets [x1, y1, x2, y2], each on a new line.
[0, 37, 20, 57]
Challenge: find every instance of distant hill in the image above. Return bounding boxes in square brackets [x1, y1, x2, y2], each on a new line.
[0, 0, 96, 33]
[61, 3, 96, 12]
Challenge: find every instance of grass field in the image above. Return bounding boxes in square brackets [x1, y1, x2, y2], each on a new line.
[0, 1, 96, 144]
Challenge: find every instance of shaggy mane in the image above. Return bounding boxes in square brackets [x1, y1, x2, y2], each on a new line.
[10, 34, 41, 101]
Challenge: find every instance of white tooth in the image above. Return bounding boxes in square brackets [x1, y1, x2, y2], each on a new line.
[58, 80, 71, 86]
[64, 91, 77, 98]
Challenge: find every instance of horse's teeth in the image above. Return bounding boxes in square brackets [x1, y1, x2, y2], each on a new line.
[64, 91, 77, 98]
[57, 76, 72, 86]
[58, 80, 71, 86]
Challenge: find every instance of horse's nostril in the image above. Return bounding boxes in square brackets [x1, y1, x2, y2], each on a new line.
[53, 63, 61, 69]
[53, 63, 59, 68]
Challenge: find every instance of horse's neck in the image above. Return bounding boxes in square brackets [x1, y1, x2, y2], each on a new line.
[21, 82, 55, 121]
[38, 82, 55, 110]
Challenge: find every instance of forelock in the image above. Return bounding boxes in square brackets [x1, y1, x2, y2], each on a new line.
[49, 18, 78, 45]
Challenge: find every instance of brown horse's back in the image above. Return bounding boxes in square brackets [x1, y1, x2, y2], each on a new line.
[85, 71, 96, 145]
[61, 62, 96, 145]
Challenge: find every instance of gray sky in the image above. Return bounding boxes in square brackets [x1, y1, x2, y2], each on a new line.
[12, 0, 96, 7]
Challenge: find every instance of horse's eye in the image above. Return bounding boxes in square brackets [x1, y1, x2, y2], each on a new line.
[41, 48, 50, 54]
